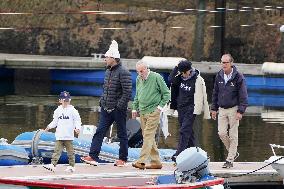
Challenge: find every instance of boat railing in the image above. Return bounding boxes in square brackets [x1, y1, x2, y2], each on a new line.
[270, 144, 284, 156]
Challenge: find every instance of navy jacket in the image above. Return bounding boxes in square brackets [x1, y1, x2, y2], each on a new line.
[100, 62, 132, 110]
[168, 66, 180, 110]
[168, 66, 198, 109]
[211, 65, 248, 114]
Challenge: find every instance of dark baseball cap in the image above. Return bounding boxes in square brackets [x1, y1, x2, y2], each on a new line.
[178, 60, 192, 73]
[59, 91, 71, 101]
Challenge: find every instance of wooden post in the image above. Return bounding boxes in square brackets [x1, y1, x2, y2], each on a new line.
[192, 0, 206, 61]
[211, 0, 226, 61]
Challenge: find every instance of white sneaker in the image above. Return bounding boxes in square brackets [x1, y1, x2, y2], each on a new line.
[43, 164, 56, 172]
[65, 165, 75, 173]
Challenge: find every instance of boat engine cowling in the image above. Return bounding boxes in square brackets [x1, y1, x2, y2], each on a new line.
[175, 147, 210, 183]
[112, 119, 143, 148]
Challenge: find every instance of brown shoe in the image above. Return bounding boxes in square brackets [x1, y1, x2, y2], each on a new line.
[81, 156, 98, 166]
[132, 162, 145, 169]
[114, 159, 126, 167]
[145, 163, 163, 169]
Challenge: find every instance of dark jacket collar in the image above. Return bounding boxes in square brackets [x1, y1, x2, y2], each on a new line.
[107, 62, 121, 70]
[218, 65, 238, 80]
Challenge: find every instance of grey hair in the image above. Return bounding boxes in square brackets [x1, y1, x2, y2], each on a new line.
[223, 53, 234, 63]
[136, 60, 149, 68]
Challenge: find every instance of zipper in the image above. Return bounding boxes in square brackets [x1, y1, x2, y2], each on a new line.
[106, 69, 112, 106]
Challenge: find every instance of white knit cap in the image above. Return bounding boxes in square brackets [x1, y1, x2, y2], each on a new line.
[280, 25, 284, 33]
[104, 40, 120, 58]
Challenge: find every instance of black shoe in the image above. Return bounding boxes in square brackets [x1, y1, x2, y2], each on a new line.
[222, 161, 233, 168]
[234, 152, 239, 161]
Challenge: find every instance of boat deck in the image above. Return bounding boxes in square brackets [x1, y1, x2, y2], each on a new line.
[0, 162, 282, 187]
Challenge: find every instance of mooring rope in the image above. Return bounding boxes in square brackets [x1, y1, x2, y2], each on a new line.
[222, 156, 284, 178]
[222, 156, 284, 189]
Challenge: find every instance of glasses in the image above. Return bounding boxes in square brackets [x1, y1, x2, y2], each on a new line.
[137, 69, 145, 74]
[221, 61, 230, 64]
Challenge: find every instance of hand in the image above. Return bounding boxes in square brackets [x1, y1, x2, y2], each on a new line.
[132, 111, 138, 119]
[44, 127, 49, 132]
[236, 112, 243, 120]
[74, 129, 80, 135]
[168, 109, 175, 115]
[211, 111, 217, 120]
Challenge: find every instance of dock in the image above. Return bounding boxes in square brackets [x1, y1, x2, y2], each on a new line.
[0, 162, 282, 187]
[0, 53, 263, 75]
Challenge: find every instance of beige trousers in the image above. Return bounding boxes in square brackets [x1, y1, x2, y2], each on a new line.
[51, 140, 75, 167]
[136, 110, 161, 164]
[218, 106, 239, 162]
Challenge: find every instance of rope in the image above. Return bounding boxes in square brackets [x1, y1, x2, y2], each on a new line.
[173, 155, 284, 187]
[223, 156, 284, 178]
[222, 156, 284, 189]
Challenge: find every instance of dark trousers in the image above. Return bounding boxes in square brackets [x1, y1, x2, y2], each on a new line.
[89, 108, 128, 161]
[175, 106, 196, 156]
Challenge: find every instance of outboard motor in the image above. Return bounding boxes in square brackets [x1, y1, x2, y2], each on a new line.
[111, 119, 143, 148]
[175, 147, 210, 184]
[126, 119, 143, 148]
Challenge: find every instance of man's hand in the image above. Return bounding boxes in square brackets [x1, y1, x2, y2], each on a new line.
[236, 112, 243, 120]
[75, 129, 80, 135]
[44, 127, 49, 132]
[211, 111, 217, 120]
[132, 111, 138, 119]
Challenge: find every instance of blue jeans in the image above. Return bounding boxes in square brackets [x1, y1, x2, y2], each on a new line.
[89, 108, 128, 161]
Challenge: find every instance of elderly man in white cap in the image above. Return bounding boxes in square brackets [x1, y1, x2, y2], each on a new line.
[81, 40, 132, 167]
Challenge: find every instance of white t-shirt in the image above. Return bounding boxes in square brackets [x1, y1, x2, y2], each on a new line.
[47, 105, 82, 140]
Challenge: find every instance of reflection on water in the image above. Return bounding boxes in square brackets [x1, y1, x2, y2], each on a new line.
[1, 94, 284, 162]
[0, 80, 14, 96]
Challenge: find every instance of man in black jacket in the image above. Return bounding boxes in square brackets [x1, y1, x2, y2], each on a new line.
[211, 54, 248, 169]
[81, 40, 132, 167]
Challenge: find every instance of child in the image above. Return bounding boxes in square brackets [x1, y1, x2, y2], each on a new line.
[43, 91, 81, 173]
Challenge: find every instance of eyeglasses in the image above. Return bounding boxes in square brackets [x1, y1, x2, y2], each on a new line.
[221, 61, 230, 64]
[137, 70, 144, 74]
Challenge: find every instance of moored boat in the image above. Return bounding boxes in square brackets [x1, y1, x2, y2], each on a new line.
[10, 129, 175, 165]
[51, 69, 139, 85]
[0, 138, 29, 166]
[246, 75, 284, 91]
[0, 146, 224, 189]
[245, 62, 284, 91]
[248, 91, 284, 107]
[0, 176, 224, 189]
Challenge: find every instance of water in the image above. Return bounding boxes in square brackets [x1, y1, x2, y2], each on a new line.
[1, 77, 284, 163]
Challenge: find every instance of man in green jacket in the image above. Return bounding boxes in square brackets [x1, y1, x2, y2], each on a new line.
[132, 60, 170, 170]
